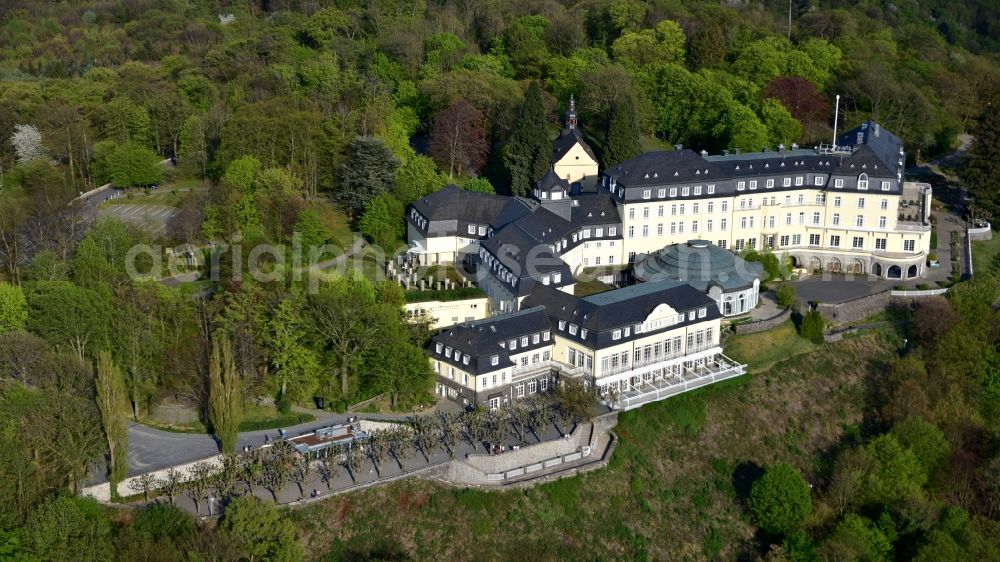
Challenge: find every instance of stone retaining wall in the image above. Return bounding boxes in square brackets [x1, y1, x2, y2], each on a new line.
[969, 223, 992, 241]
[814, 290, 892, 325]
[732, 308, 792, 334]
[81, 454, 225, 502]
[463, 422, 587, 475]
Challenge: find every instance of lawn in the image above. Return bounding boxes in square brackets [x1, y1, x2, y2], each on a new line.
[574, 278, 613, 297]
[723, 320, 815, 372]
[971, 234, 1000, 275]
[290, 328, 897, 561]
[139, 403, 314, 434]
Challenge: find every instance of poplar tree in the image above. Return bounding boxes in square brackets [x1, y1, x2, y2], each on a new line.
[209, 335, 242, 453]
[603, 93, 642, 168]
[962, 93, 1000, 217]
[95, 351, 129, 494]
[503, 82, 551, 197]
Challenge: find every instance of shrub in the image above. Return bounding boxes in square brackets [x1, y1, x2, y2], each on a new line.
[798, 311, 824, 344]
[775, 284, 797, 308]
[748, 463, 813, 536]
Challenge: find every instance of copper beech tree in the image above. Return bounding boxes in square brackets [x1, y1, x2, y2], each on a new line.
[429, 98, 488, 179]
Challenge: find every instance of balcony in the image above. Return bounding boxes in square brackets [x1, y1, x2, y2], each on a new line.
[606, 354, 747, 411]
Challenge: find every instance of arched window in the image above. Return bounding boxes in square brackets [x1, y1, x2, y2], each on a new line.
[857, 172, 869, 190]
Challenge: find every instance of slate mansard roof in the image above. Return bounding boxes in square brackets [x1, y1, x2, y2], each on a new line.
[430, 278, 722, 375]
[604, 121, 904, 202]
[429, 306, 552, 375]
[521, 279, 722, 349]
[407, 185, 531, 237]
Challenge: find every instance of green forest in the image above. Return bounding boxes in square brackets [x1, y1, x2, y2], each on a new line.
[1, 0, 999, 560]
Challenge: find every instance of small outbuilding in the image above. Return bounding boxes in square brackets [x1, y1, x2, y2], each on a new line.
[633, 240, 763, 317]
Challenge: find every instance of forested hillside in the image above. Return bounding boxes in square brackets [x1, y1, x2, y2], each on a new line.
[1, 0, 999, 560]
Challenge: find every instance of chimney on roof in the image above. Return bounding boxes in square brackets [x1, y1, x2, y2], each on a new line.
[722, 149, 729, 156]
[735, 148, 741, 154]
[675, 144, 683, 151]
[778, 144, 785, 152]
[700, 149, 708, 156]
[791, 143, 799, 150]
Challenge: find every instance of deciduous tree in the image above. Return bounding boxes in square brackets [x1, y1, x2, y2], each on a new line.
[220, 496, 303, 562]
[429, 99, 488, 178]
[0, 282, 28, 334]
[749, 462, 813, 535]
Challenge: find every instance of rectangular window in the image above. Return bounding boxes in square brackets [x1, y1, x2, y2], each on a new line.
[642, 225, 649, 237]
[834, 178, 844, 188]
[834, 196, 842, 208]
[658, 188, 666, 197]
[528, 380, 537, 394]
[832, 213, 840, 226]
[795, 176, 804, 186]
[468, 225, 476, 234]
[692, 220, 699, 231]
[904, 240, 915, 252]
[852, 237, 864, 249]
[658, 205, 664, 217]
[682, 186, 690, 196]
[857, 198, 865, 209]
[721, 201, 729, 212]
[707, 219, 713, 232]
[642, 189, 651, 199]
[737, 181, 745, 191]
[765, 235, 774, 249]
[694, 185, 702, 195]
[671, 204, 677, 216]
[491, 355, 499, 366]
[628, 208, 635, 219]
[855, 215, 864, 227]
[670, 222, 676, 234]
[766, 179, 774, 188]
[792, 234, 801, 245]
[669, 188, 677, 197]
[516, 383, 524, 398]
[858, 178, 868, 190]
[812, 212, 821, 225]
[628, 226, 634, 238]
[612, 329, 621, 340]
[707, 201, 714, 213]
[878, 216, 887, 228]
[720, 218, 728, 231]
[809, 234, 820, 245]
[693, 203, 699, 214]
[830, 235, 840, 247]
[540, 377, 548, 391]
[780, 235, 789, 247]
[880, 199, 889, 210]
[785, 213, 792, 225]
[707, 185, 715, 194]
[876, 238, 887, 250]
[735, 239, 745, 251]
[749, 180, 757, 190]
[718, 240, 727, 249]
[657, 224, 663, 236]
[814, 176, 824, 186]
[532, 333, 540, 344]
[881, 181, 890, 191]
[679, 204, 685, 215]
[643, 207, 649, 219]
[783, 177, 791, 187]
[595, 256, 602, 265]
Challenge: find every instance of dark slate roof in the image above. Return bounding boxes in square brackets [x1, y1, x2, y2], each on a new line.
[838, 120, 904, 175]
[411, 185, 510, 222]
[480, 221, 573, 297]
[551, 127, 597, 165]
[538, 170, 570, 193]
[634, 240, 764, 291]
[429, 307, 551, 374]
[408, 186, 534, 237]
[605, 149, 728, 187]
[522, 280, 721, 349]
[570, 194, 620, 226]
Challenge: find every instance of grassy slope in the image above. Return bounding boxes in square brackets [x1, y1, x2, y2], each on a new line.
[290, 325, 898, 561]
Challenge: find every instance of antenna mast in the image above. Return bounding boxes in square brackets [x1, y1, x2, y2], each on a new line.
[832, 94, 840, 150]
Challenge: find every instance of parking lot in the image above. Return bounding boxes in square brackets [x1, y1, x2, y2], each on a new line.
[98, 203, 179, 237]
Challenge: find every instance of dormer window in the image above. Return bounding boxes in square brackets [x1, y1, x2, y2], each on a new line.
[463, 356, 470, 365]
[509, 339, 516, 350]
[612, 329, 621, 340]
[491, 355, 499, 366]
[569, 324, 578, 335]
[559, 320, 566, 331]
[694, 185, 702, 195]
[880, 180, 890, 191]
[532, 334, 540, 344]
[858, 173, 869, 190]
[435, 343, 443, 353]
[543, 331, 550, 341]
[542, 275, 551, 286]
[682, 186, 690, 196]
[669, 188, 677, 197]
[521, 337, 528, 347]
[688, 311, 695, 321]
[541, 191, 548, 199]
[707, 185, 715, 194]
[737, 181, 746, 191]
[553, 273, 562, 283]
[445, 347, 452, 358]
[624, 327, 630, 337]
[698, 307, 707, 318]
[658, 188, 666, 197]
[580, 328, 588, 338]
[835, 178, 844, 188]
[642, 189, 651, 199]
[468, 225, 476, 234]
